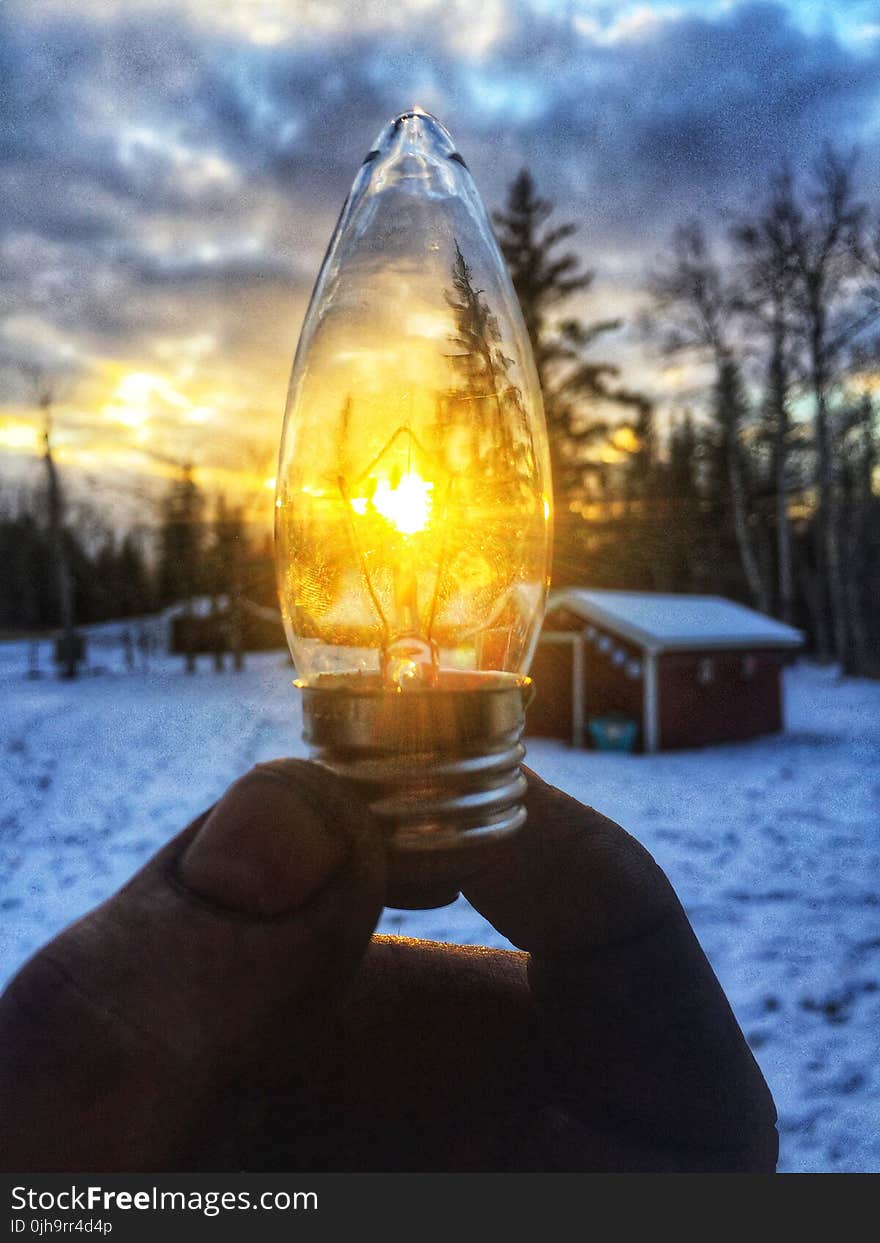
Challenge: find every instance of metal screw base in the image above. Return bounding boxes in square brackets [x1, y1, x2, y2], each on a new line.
[300, 670, 531, 909]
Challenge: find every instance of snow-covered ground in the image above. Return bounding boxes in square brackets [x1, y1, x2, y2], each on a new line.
[1, 634, 878, 1173]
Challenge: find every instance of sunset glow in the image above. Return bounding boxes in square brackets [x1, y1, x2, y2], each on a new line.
[2, 0, 878, 527]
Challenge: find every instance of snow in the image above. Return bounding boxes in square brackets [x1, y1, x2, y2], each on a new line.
[1, 636, 878, 1172]
[549, 588, 805, 652]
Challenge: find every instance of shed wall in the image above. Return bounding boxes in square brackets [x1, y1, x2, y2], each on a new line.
[657, 651, 783, 749]
[526, 638, 576, 742]
[527, 631, 646, 748]
[528, 617, 790, 751]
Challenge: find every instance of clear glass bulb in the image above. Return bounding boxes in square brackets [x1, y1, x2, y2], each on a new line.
[275, 108, 552, 907]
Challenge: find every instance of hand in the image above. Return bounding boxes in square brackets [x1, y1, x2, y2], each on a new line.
[461, 769, 779, 1171]
[0, 760, 385, 1171]
[0, 760, 777, 1172]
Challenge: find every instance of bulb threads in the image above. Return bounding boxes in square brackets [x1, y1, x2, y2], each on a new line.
[300, 671, 531, 908]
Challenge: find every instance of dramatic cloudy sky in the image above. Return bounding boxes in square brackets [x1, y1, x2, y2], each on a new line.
[2, 0, 879, 525]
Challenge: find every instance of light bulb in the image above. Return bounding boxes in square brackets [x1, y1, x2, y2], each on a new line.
[275, 108, 552, 908]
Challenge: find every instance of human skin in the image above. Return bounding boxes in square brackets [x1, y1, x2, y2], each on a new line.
[0, 760, 777, 1172]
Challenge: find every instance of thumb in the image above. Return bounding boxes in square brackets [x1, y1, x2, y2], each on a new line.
[0, 759, 385, 1171]
[178, 757, 380, 917]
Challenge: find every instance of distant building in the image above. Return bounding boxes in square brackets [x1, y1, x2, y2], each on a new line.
[164, 597, 284, 656]
[528, 589, 804, 752]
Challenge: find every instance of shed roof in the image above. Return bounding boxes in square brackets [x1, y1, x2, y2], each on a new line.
[546, 589, 805, 653]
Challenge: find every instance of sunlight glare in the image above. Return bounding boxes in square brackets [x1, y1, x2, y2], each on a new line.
[371, 472, 434, 535]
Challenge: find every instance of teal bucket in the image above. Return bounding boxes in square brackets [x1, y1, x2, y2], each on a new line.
[588, 716, 639, 752]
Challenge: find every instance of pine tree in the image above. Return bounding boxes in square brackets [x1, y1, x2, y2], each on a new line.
[668, 412, 699, 501]
[157, 465, 205, 608]
[493, 170, 651, 586]
[664, 412, 705, 591]
[117, 533, 152, 617]
[493, 169, 650, 506]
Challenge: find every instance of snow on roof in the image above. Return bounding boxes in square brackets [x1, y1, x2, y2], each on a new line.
[161, 596, 229, 620]
[547, 588, 805, 653]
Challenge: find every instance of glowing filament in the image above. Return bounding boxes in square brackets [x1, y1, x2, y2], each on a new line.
[370, 471, 434, 536]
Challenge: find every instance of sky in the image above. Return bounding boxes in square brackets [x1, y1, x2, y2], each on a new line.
[1, 0, 879, 531]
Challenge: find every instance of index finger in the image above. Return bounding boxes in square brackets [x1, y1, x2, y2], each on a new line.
[463, 767, 677, 956]
[461, 768, 778, 1168]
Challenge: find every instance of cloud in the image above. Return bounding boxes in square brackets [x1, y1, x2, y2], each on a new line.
[4, 2, 879, 276]
[1, 0, 879, 492]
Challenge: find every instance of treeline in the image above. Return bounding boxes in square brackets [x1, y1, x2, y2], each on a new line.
[0, 508, 151, 629]
[494, 157, 880, 676]
[3, 159, 878, 677]
[0, 471, 275, 634]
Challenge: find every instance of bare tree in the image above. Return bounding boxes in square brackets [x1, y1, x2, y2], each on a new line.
[732, 172, 800, 623]
[787, 148, 864, 662]
[32, 376, 80, 679]
[838, 395, 876, 675]
[651, 223, 770, 612]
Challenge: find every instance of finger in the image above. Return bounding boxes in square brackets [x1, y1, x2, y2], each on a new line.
[461, 769, 778, 1169]
[236, 935, 766, 1173]
[463, 767, 678, 957]
[240, 935, 540, 1171]
[0, 759, 385, 1171]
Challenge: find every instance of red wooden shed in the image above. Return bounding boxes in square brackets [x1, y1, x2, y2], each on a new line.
[527, 589, 804, 752]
